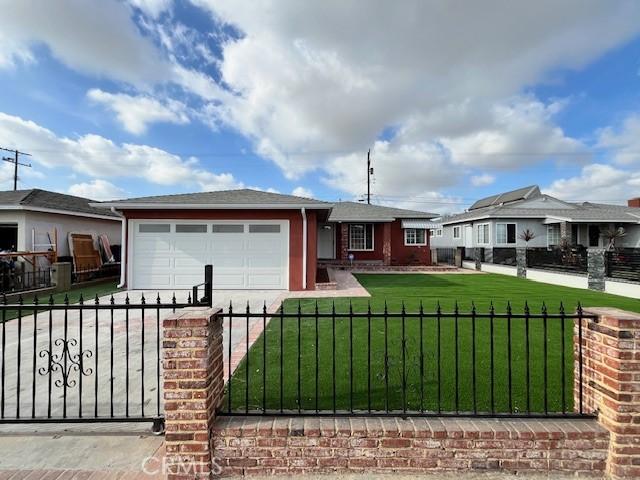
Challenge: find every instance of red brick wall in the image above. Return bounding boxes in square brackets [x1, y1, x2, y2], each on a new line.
[628, 198, 640, 208]
[390, 219, 432, 265]
[334, 221, 431, 265]
[578, 308, 640, 479]
[122, 209, 316, 290]
[212, 416, 608, 477]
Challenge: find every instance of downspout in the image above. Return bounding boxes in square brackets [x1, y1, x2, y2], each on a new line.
[111, 207, 126, 288]
[301, 208, 307, 290]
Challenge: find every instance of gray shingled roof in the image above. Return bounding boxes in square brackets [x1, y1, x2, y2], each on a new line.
[469, 185, 540, 210]
[96, 188, 332, 208]
[328, 201, 438, 222]
[0, 189, 119, 218]
[442, 197, 640, 225]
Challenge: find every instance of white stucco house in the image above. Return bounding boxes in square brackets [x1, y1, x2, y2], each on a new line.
[430, 185, 640, 251]
[0, 189, 122, 260]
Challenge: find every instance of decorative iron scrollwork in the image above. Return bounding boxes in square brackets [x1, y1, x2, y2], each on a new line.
[39, 338, 93, 388]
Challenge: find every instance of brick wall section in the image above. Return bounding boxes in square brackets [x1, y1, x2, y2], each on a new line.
[163, 308, 224, 480]
[212, 417, 608, 477]
[578, 308, 640, 479]
[382, 222, 392, 265]
[339, 223, 349, 261]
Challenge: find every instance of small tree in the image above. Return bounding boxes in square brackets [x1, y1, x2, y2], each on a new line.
[518, 229, 536, 248]
[602, 226, 626, 251]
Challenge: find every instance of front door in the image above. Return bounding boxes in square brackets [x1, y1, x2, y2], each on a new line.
[317, 223, 335, 259]
[464, 225, 474, 249]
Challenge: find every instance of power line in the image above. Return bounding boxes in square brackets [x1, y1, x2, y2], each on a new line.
[1, 147, 32, 191]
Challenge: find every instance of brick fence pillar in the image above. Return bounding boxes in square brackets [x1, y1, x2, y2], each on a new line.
[382, 223, 392, 265]
[163, 307, 224, 479]
[588, 248, 606, 291]
[577, 308, 640, 479]
[474, 247, 482, 270]
[339, 223, 349, 262]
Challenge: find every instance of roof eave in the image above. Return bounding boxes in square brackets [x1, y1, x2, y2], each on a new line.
[0, 205, 121, 221]
[92, 202, 334, 210]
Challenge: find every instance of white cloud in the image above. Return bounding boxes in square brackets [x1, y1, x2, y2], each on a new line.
[598, 114, 640, 165]
[68, 179, 127, 201]
[128, 0, 172, 19]
[470, 174, 496, 187]
[0, 0, 171, 86]
[192, 0, 640, 182]
[0, 111, 242, 192]
[87, 89, 190, 135]
[291, 186, 313, 198]
[545, 164, 640, 203]
[436, 97, 585, 169]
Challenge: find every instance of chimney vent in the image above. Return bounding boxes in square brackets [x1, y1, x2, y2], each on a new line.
[628, 198, 640, 208]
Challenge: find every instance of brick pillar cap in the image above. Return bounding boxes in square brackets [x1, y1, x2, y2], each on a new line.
[581, 307, 640, 320]
[164, 307, 223, 321]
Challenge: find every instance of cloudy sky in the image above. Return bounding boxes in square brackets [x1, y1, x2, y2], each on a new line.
[1, 0, 640, 211]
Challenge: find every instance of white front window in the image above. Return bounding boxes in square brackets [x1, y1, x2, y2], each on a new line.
[404, 228, 427, 246]
[547, 224, 561, 246]
[496, 223, 517, 245]
[349, 223, 374, 251]
[477, 223, 490, 245]
[453, 226, 461, 239]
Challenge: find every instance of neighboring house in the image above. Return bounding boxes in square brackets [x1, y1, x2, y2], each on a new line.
[95, 190, 438, 291]
[0, 189, 122, 260]
[430, 185, 640, 250]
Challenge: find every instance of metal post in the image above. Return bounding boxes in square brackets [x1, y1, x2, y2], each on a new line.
[204, 264, 213, 307]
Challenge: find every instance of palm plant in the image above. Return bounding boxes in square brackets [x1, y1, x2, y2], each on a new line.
[602, 226, 626, 251]
[518, 229, 536, 249]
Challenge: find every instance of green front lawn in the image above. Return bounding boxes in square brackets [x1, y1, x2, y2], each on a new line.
[226, 273, 639, 414]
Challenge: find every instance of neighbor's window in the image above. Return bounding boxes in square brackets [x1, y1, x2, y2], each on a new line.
[496, 223, 516, 245]
[547, 224, 561, 246]
[139, 224, 170, 233]
[349, 223, 374, 250]
[453, 226, 461, 239]
[404, 228, 427, 246]
[477, 223, 490, 244]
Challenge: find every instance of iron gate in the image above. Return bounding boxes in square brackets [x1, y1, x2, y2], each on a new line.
[0, 266, 212, 432]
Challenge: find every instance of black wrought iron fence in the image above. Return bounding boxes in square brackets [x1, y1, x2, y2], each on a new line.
[526, 248, 587, 274]
[492, 248, 517, 266]
[607, 249, 640, 282]
[221, 301, 593, 419]
[0, 265, 213, 430]
[434, 248, 456, 265]
[72, 263, 120, 284]
[0, 268, 52, 294]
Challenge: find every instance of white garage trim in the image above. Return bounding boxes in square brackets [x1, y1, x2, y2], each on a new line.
[128, 219, 290, 290]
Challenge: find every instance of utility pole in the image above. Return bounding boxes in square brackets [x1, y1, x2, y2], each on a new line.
[366, 149, 373, 204]
[1, 147, 32, 191]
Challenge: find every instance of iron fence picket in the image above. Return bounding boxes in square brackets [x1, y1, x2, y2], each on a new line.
[220, 301, 596, 419]
[0, 278, 209, 429]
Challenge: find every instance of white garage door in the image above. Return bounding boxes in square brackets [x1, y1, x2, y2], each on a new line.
[131, 220, 289, 290]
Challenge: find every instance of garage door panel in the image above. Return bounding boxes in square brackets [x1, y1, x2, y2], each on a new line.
[246, 273, 285, 288]
[173, 274, 205, 288]
[213, 272, 245, 288]
[246, 255, 282, 268]
[134, 256, 172, 268]
[132, 220, 288, 290]
[211, 255, 245, 268]
[136, 237, 171, 252]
